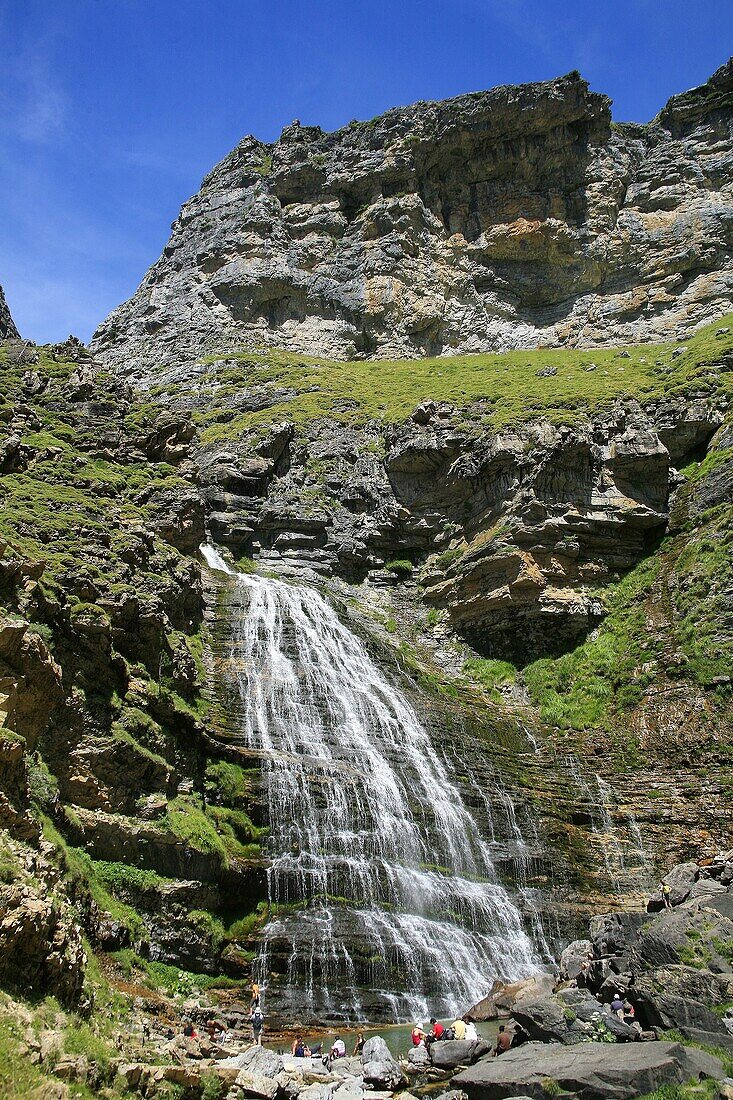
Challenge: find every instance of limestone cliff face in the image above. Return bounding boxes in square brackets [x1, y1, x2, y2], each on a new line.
[93, 61, 733, 383]
[0, 285, 18, 340]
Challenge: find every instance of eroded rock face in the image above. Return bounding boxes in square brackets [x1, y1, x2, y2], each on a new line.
[0, 839, 86, 1007]
[93, 61, 733, 383]
[0, 285, 18, 340]
[198, 392, 724, 660]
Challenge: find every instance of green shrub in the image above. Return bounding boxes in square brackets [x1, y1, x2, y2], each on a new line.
[201, 1072, 225, 1100]
[63, 1021, 113, 1073]
[435, 547, 463, 570]
[165, 798, 228, 865]
[385, 559, 413, 577]
[205, 761, 251, 805]
[27, 755, 59, 810]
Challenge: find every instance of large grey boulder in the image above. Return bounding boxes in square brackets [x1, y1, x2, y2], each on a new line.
[235, 1047, 285, 1078]
[361, 1036, 406, 1091]
[476, 974, 555, 1019]
[429, 1040, 492, 1070]
[632, 966, 733, 1034]
[453, 1040, 724, 1100]
[630, 904, 733, 973]
[407, 1043, 430, 1067]
[560, 939, 592, 980]
[588, 912, 647, 958]
[511, 987, 638, 1046]
[232, 1069, 281, 1100]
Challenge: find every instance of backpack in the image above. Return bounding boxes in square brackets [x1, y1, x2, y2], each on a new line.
[443, 1027, 456, 1041]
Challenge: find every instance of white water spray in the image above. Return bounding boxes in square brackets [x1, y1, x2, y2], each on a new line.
[201, 544, 541, 1019]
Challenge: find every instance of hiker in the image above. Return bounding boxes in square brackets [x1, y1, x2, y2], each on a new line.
[494, 1025, 511, 1056]
[411, 1024, 426, 1047]
[330, 1037, 346, 1060]
[352, 1031, 365, 1056]
[251, 980, 261, 1009]
[452, 1016, 467, 1041]
[464, 1019, 478, 1042]
[660, 881, 672, 909]
[610, 994, 625, 1019]
[250, 1007, 264, 1046]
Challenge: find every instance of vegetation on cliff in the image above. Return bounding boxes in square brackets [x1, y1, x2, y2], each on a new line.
[191, 313, 733, 442]
[0, 340, 265, 1030]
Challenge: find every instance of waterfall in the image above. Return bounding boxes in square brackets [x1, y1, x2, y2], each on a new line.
[567, 758, 653, 899]
[201, 545, 541, 1021]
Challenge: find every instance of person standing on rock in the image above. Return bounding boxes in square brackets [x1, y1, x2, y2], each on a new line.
[250, 1007, 264, 1046]
[251, 980, 261, 1009]
[661, 881, 672, 908]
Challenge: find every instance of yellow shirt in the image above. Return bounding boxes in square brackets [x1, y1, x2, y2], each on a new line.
[453, 1019, 466, 1040]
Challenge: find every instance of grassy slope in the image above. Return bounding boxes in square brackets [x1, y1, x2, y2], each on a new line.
[188, 311, 733, 441]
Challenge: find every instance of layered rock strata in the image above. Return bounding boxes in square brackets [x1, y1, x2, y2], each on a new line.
[93, 60, 733, 382]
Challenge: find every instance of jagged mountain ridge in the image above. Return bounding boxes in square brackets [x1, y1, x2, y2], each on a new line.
[93, 59, 733, 384]
[0, 286, 18, 340]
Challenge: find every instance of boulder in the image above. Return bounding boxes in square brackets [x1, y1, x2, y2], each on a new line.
[361, 1036, 406, 1091]
[407, 1043, 430, 1067]
[490, 974, 555, 1017]
[453, 1040, 724, 1100]
[588, 912, 647, 958]
[429, 1040, 492, 1069]
[559, 939, 592, 980]
[678, 1028, 733, 1055]
[510, 995, 581, 1045]
[632, 966, 733, 1034]
[233, 1070, 281, 1100]
[236, 1047, 285, 1078]
[664, 862, 699, 905]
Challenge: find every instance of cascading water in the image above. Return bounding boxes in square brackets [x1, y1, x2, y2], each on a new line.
[567, 758, 653, 900]
[201, 545, 541, 1021]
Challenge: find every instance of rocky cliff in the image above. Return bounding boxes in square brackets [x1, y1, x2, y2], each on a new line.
[0, 286, 18, 340]
[2, 57, 733, 1098]
[93, 60, 733, 383]
[0, 337, 271, 1021]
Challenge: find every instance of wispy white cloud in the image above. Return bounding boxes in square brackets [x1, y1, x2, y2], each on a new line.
[0, 13, 67, 145]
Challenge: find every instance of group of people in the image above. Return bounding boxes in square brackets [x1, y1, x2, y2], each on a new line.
[291, 1033, 356, 1065]
[411, 1015, 478, 1049]
[412, 1016, 519, 1057]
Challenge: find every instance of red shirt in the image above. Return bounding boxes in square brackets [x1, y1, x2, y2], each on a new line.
[432, 1023, 445, 1039]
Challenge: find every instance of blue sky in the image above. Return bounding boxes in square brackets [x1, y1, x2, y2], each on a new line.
[1, 0, 731, 344]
